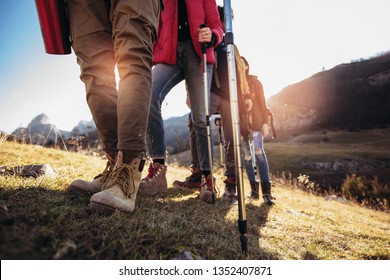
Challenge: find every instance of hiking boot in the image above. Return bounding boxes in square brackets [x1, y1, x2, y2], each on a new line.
[88, 151, 145, 213]
[199, 174, 217, 203]
[249, 181, 260, 200]
[223, 177, 236, 198]
[173, 166, 202, 190]
[138, 162, 168, 195]
[261, 181, 275, 206]
[68, 156, 114, 193]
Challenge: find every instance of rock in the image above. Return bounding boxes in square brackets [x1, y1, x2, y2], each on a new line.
[0, 164, 56, 178]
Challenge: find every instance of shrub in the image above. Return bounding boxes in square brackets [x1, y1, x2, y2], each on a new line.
[342, 174, 390, 210]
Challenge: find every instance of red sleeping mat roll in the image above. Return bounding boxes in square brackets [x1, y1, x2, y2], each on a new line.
[35, 0, 71, 54]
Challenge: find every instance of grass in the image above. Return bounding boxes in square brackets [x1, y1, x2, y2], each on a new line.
[0, 136, 390, 260]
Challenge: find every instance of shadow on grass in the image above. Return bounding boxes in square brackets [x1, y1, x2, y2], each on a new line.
[0, 185, 278, 260]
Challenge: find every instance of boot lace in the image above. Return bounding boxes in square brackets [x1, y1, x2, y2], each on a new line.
[201, 176, 220, 197]
[93, 155, 115, 183]
[145, 164, 155, 180]
[103, 163, 136, 198]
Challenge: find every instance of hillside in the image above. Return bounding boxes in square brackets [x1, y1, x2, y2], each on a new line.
[161, 52, 390, 149]
[268, 52, 390, 139]
[169, 128, 390, 189]
[0, 140, 389, 260]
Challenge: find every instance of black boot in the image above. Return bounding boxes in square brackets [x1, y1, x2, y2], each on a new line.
[261, 181, 274, 206]
[249, 181, 260, 199]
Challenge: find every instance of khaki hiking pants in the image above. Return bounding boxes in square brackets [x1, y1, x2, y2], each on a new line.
[68, 0, 160, 157]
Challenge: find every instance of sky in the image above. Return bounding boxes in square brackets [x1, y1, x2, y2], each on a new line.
[0, 0, 389, 134]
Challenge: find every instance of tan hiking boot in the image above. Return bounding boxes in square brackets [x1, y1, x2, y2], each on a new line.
[68, 157, 114, 193]
[88, 151, 144, 213]
[199, 174, 217, 203]
[173, 166, 202, 190]
[138, 162, 168, 195]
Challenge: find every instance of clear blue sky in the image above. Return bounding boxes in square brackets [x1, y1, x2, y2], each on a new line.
[0, 0, 389, 134]
[0, 1, 40, 94]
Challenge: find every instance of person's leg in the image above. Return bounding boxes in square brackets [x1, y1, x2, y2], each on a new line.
[67, 0, 117, 193]
[242, 136, 259, 199]
[147, 63, 184, 159]
[90, 0, 160, 212]
[253, 131, 274, 205]
[218, 97, 240, 196]
[139, 62, 184, 194]
[219, 98, 235, 176]
[212, 47, 237, 197]
[188, 113, 200, 169]
[111, 0, 159, 159]
[68, 0, 117, 158]
[183, 42, 213, 174]
[182, 41, 214, 202]
[253, 131, 270, 183]
[172, 113, 202, 190]
[180, 41, 214, 202]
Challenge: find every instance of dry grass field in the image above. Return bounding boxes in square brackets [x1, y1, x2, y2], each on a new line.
[0, 135, 389, 259]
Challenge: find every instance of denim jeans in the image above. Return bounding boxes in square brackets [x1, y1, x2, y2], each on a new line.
[147, 40, 213, 171]
[243, 131, 270, 183]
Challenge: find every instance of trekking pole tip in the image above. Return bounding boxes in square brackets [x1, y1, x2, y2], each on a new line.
[240, 234, 248, 255]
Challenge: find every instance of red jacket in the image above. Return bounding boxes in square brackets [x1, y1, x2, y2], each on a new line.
[153, 0, 223, 65]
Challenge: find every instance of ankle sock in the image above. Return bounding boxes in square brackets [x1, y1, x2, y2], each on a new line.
[153, 159, 165, 165]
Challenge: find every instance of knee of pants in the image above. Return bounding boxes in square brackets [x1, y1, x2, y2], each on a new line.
[255, 147, 264, 155]
[191, 112, 207, 128]
[244, 154, 252, 162]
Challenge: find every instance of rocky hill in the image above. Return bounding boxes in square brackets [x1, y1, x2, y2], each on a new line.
[268, 52, 390, 139]
[9, 114, 99, 150]
[11, 114, 63, 146]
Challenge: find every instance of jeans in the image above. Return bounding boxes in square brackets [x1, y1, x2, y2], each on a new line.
[243, 131, 270, 183]
[148, 40, 213, 171]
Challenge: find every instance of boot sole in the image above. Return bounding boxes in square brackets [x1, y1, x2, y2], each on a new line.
[68, 185, 102, 194]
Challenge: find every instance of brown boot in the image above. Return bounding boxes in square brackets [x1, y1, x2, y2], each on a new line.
[88, 151, 144, 213]
[68, 155, 115, 193]
[199, 174, 217, 203]
[261, 181, 275, 206]
[173, 166, 202, 190]
[138, 162, 168, 195]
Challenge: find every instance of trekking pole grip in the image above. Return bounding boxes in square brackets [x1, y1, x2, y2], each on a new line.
[199, 24, 208, 54]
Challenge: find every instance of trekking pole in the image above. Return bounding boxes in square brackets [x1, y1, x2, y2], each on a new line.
[223, 0, 248, 255]
[200, 24, 216, 204]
